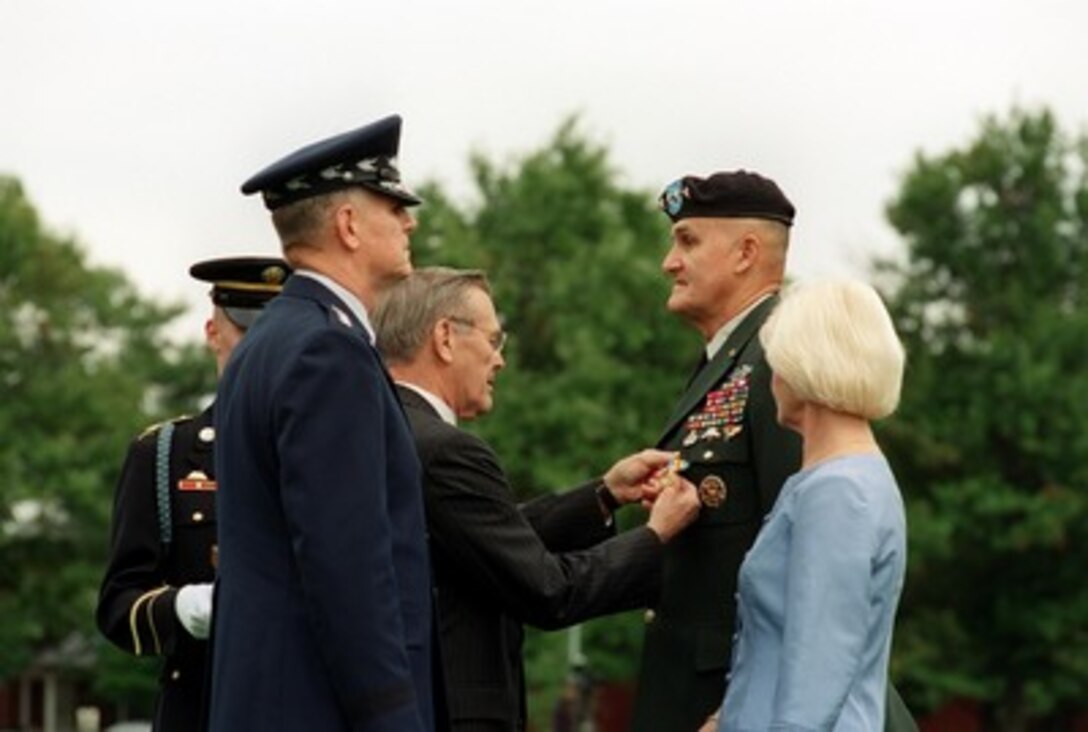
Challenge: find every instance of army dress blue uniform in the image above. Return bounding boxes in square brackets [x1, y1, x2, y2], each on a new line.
[97, 255, 289, 732]
[97, 408, 219, 732]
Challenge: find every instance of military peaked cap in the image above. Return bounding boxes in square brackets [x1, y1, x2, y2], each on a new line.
[240, 114, 421, 211]
[189, 256, 291, 329]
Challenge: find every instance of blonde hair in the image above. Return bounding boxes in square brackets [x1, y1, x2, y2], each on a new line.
[760, 280, 905, 419]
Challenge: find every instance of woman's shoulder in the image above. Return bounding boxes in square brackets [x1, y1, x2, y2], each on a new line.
[792, 453, 899, 507]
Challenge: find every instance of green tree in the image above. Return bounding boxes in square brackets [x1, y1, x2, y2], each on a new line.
[412, 118, 698, 724]
[878, 108, 1088, 730]
[0, 176, 214, 705]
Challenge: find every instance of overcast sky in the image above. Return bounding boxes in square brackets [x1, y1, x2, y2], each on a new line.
[4, 0, 1086, 340]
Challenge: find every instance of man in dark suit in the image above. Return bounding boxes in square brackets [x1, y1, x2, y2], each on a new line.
[632, 171, 916, 732]
[373, 267, 701, 731]
[97, 255, 289, 732]
[210, 115, 435, 732]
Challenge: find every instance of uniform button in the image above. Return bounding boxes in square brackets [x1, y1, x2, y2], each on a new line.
[170, 670, 181, 681]
[199, 426, 215, 443]
[192, 511, 205, 522]
[703, 450, 714, 460]
[644, 609, 656, 624]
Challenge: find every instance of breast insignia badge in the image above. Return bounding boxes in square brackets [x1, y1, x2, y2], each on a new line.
[698, 475, 727, 508]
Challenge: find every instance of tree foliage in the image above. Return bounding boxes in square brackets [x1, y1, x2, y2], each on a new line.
[0, 176, 213, 702]
[412, 118, 698, 722]
[877, 108, 1088, 729]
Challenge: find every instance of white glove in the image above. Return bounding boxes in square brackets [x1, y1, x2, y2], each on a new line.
[175, 582, 214, 640]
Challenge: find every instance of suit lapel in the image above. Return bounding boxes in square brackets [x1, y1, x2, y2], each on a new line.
[657, 296, 779, 444]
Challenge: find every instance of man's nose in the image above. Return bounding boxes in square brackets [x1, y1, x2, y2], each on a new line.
[662, 246, 680, 273]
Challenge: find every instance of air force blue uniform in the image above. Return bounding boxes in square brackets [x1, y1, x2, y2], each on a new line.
[211, 274, 434, 731]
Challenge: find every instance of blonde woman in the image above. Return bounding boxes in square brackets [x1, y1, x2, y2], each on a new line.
[703, 280, 908, 731]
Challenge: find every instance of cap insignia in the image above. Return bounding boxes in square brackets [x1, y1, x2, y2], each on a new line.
[261, 266, 287, 285]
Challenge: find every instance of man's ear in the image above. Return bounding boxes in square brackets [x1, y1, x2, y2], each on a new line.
[204, 317, 218, 353]
[734, 232, 760, 274]
[434, 318, 456, 365]
[333, 197, 363, 252]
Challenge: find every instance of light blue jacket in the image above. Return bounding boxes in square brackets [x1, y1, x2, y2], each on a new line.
[719, 453, 906, 731]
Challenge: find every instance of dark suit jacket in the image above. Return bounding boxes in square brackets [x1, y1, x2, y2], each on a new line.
[97, 407, 218, 732]
[398, 386, 662, 731]
[209, 276, 434, 732]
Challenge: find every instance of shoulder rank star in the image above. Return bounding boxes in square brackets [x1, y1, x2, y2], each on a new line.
[331, 305, 353, 328]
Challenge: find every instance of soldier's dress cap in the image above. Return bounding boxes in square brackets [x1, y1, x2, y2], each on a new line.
[189, 256, 292, 329]
[659, 170, 795, 226]
[241, 114, 421, 211]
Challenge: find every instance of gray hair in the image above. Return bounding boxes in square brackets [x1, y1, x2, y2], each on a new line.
[270, 190, 355, 251]
[374, 266, 491, 365]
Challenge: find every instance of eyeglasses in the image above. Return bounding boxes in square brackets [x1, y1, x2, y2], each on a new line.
[448, 316, 508, 354]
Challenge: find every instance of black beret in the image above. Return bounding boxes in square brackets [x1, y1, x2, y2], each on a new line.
[189, 256, 292, 329]
[658, 170, 795, 226]
[241, 114, 421, 211]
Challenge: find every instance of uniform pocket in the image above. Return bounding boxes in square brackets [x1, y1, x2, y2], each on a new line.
[173, 490, 217, 527]
[694, 622, 734, 673]
[681, 436, 760, 526]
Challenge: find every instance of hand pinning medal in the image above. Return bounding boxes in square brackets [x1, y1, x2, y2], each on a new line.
[642, 454, 690, 508]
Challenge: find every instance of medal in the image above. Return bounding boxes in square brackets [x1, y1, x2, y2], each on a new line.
[178, 470, 217, 492]
[698, 475, 727, 508]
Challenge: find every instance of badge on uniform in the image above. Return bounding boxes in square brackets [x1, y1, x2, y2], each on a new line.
[698, 475, 727, 508]
[331, 305, 353, 328]
[681, 364, 752, 447]
[178, 470, 217, 492]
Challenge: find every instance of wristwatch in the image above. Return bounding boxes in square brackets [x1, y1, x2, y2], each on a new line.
[596, 483, 621, 513]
